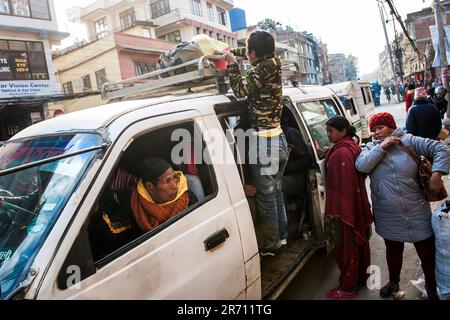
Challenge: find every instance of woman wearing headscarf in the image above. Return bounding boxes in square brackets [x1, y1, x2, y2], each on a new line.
[324, 116, 373, 299]
[356, 112, 449, 300]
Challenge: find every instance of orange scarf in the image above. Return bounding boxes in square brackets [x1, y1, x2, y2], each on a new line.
[131, 173, 189, 231]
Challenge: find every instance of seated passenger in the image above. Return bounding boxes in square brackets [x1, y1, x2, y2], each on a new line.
[131, 157, 197, 231]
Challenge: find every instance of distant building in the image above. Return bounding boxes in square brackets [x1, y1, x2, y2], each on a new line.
[329, 53, 347, 83]
[275, 28, 320, 85]
[0, 0, 69, 141]
[229, 8, 246, 32]
[378, 46, 394, 84]
[316, 41, 331, 85]
[403, 0, 450, 83]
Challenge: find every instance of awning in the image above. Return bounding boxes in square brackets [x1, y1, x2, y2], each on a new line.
[0, 24, 69, 42]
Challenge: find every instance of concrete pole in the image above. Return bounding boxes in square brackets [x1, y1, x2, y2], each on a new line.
[433, 0, 450, 124]
[378, 2, 401, 103]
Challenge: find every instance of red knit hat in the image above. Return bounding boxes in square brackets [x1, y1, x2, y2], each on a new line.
[369, 112, 397, 131]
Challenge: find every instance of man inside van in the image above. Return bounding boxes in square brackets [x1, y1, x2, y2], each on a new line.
[220, 31, 289, 257]
[131, 157, 197, 232]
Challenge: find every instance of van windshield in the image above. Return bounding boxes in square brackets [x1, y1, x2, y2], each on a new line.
[0, 133, 102, 299]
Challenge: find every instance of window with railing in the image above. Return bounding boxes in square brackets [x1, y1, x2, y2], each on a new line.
[95, 68, 107, 90]
[81, 74, 91, 92]
[206, 2, 214, 21]
[0, 0, 51, 20]
[150, 0, 170, 18]
[94, 18, 108, 40]
[119, 8, 136, 30]
[0, 39, 49, 80]
[62, 82, 73, 95]
[191, 0, 202, 16]
[217, 7, 226, 25]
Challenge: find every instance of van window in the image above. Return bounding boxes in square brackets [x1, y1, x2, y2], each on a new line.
[361, 88, 367, 105]
[57, 121, 218, 289]
[297, 99, 339, 159]
[219, 115, 246, 184]
[343, 98, 357, 117]
[365, 87, 372, 104]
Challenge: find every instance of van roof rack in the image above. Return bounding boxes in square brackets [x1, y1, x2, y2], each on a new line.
[101, 55, 229, 101]
[101, 55, 302, 101]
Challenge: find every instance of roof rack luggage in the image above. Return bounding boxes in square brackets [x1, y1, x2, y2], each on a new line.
[101, 55, 302, 101]
[101, 55, 229, 101]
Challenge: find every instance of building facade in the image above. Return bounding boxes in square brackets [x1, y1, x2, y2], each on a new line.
[68, 0, 237, 48]
[328, 53, 347, 84]
[378, 46, 394, 85]
[316, 40, 331, 84]
[0, 0, 68, 141]
[275, 28, 320, 85]
[403, 0, 450, 83]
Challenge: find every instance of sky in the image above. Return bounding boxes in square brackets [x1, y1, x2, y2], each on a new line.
[54, 0, 433, 75]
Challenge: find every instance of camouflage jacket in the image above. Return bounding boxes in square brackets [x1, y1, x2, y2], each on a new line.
[228, 47, 283, 131]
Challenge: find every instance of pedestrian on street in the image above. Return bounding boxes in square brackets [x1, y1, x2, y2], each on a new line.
[405, 83, 415, 113]
[391, 84, 396, 102]
[398, 84, 404, 102]
[324, 116, 373, 300]
[384, 86, 391, 103]
[406, 87, 442, 140]
[355, 112, 449, 300]
[223, 31, 289, 257]
[430, 86, 448, 120]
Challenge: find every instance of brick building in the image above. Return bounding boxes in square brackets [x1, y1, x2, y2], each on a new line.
[404, 0, 450, 83]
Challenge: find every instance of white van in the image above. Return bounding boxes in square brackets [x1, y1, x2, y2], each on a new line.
[326, 81, 376, 144]
[0, 58, 349, 300]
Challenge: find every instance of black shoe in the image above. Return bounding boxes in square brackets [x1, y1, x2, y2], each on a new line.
[380, 282, 400, 298]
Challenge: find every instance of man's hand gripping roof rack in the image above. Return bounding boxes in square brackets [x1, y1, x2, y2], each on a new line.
[101, 55, 229, 101]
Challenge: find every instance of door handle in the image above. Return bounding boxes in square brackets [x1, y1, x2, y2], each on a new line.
[204, 228, 229, 251]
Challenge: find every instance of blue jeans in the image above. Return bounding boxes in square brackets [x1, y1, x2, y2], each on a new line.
[249, 133, 289, 250]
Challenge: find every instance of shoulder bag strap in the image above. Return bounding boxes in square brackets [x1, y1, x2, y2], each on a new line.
[398, 141, 420, 165]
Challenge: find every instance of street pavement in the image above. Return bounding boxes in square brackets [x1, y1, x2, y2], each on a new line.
[279, 95, 450, 300]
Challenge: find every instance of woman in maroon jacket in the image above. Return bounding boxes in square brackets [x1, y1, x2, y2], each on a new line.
[324, 116, 373, 299]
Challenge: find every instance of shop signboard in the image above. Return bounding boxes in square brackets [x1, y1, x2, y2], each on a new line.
[0, 80, 61, 98]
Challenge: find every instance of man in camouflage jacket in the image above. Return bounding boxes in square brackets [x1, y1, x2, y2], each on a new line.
[222, 31, 289, 256]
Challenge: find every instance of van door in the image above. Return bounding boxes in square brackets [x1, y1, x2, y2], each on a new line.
[286, 97, 343, 242]
[37, 111, 246, 299]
